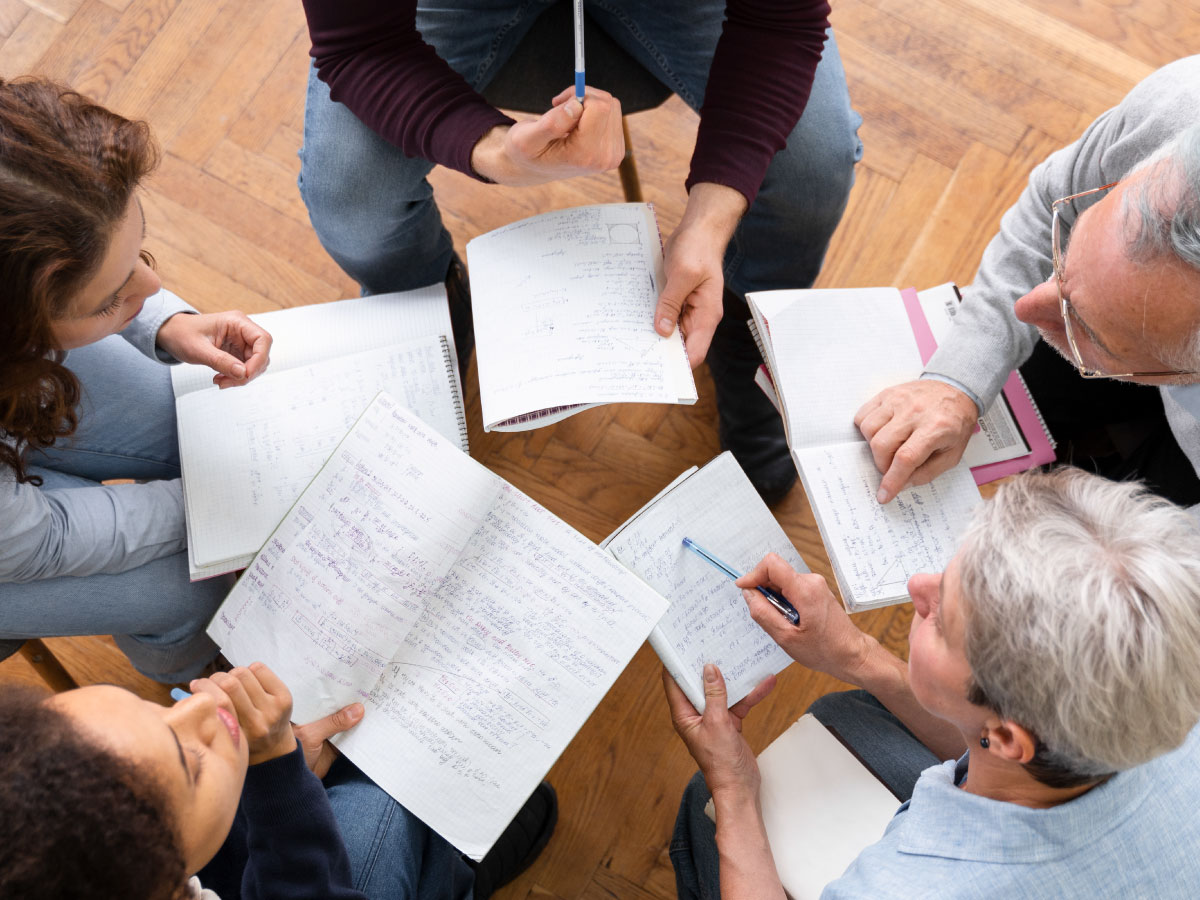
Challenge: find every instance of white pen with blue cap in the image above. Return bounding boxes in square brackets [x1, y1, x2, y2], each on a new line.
[573, 0, 586, 103]
[682, 537, 800, 625]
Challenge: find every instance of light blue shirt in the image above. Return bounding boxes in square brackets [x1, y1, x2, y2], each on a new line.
[822, 723, 1200, 898]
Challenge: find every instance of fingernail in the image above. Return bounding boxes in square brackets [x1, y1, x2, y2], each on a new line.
[232, 363, 246, 378]
[564, 99, 580, 119]
[349, 703, 364, 720]
[703, 663, 717, 683]
[657, 317, 674, 334]
[877, 488, 889, 503]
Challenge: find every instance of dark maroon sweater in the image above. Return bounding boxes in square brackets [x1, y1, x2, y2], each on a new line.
[302, 0, 830, 206]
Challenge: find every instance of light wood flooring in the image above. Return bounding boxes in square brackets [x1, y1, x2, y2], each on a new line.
[1, 0, 1194, 896]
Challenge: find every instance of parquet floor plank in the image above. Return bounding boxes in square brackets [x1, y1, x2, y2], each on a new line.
[2, 2, 1195, 897]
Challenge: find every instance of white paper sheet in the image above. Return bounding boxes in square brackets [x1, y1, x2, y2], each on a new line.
[468, 204, 696, 429]
[209, 394, 668, 859]
[177, 336, 464, 571]
[793, 443, 980, 610]
[604, 452, 801, 711]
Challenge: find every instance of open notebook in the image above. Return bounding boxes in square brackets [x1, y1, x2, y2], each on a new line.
[467, 203, 697, 431]
[704, 714, 901, 900]
[171, 288, 467, 579]
[746, 287, 995, 611]
[601, 452, 802, 712]
[209, 392, 669, 860]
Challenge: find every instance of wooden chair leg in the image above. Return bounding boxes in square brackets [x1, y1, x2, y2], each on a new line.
[19, 639, 78, 692]
[618, 118, 644, 203]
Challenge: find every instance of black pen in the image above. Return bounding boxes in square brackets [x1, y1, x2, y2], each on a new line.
[681, 537, 800, 625]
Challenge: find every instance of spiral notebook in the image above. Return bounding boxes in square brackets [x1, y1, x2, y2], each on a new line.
[171, 288, 467, 579]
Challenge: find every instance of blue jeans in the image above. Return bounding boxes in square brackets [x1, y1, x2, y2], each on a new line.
[298, 0, 862, 300]
[669, 690, 941, 900]
[0, 335, 229, 682]
[325, 757, 476, 899]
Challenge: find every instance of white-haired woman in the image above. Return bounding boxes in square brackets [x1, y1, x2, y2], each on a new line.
[666, 468, 1200, 898]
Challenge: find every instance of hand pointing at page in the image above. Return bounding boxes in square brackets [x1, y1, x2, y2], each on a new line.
[853, 379, 979, 503]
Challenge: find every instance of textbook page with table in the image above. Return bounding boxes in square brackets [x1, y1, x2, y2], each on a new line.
[746, 287, 992, 612]
[600, 451, 802, 712]
[208, 392, 669, 860]
[467, 203, 697, 432]
[171, 289, 467, 579]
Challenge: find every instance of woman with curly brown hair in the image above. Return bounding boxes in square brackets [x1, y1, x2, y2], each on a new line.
[0, 663, 555, 899]
[0, 77, 272, 682]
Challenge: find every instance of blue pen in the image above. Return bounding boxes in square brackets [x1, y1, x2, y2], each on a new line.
[170, 687, 191, 703]
[682, 537, 800, 626]
[573, 0, 586, 103]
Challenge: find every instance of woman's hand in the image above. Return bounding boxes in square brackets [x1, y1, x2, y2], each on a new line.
[293, 702, 365, 779]
[192, 663, 297, 765]
[157, 311, 272, 388]
[737, 554, 875, 684]
[663, 664, 774, 801]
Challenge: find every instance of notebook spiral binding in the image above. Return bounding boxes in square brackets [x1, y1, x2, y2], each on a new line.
[440, 335, 470, 451]
[1013, 369, 1057, 450]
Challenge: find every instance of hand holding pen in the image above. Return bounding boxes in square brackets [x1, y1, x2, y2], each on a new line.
[682, 537, 800, 625]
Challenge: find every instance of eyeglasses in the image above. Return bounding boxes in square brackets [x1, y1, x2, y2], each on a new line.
[1051, 182, 1199, 379]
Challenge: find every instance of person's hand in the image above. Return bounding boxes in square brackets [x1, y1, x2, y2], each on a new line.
[470, 86, 624, 186]
[737, 554, 874, 684]
[664, 664, 774, 800]
[293, 702, 364, 779]
[655, 183, 748, 367]
[853, 380, 979, 503]
[191, 663, 297, 766]
[157, 311, 272, 389]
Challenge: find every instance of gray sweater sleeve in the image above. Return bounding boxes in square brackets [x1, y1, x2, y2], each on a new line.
[923, 56, 1200, 409]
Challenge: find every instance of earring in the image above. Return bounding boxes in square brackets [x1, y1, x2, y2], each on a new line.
[979, 736, 990, 749]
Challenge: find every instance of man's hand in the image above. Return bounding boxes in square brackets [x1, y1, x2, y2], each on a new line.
[853, 380, 979, 503]
[293, 701, 364, 779]
[157, 311, 272, 389]
[663, 664, 774, 801]
[470, 86, 624, 186]
[655, 183, 748, 367]
[192, 663, 297, 766]
[737, 554, 874, 684]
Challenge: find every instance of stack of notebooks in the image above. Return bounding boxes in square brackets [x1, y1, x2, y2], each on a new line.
[747, 283, 1054, 611]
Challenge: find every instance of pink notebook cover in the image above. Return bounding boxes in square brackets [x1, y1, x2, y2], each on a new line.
[899, 287, 1056, 485]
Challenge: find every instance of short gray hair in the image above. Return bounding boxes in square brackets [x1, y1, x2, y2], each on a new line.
[957, 468, 1200, 777]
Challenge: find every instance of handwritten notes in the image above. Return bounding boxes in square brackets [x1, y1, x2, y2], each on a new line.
[793, 443, 980, 610]
[604, 452, 800, 711]
[177, 336, 465, 573]
[467, 204, 696, 430]
[208, 393, 668, 860]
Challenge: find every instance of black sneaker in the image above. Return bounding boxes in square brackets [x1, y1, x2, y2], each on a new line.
[471, 781, 557, 899]
[706, 288, 796, 505]
[446, 252, 475, 376]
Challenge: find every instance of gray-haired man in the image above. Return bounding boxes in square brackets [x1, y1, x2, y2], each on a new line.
[855, 55, 1200, 508]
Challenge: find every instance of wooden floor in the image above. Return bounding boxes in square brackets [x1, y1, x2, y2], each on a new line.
[1, 0, 1194, 896]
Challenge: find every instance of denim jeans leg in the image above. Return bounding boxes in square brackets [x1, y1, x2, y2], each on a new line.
[323, 757, 475, 900]
[29, 335, 181, 480]
[807, 689, 943, 801]
[297, 1, 554, 296]
[669, 771, 722, 900]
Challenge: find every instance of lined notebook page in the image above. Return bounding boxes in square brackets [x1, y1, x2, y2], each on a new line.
[793, 443, 980, 610]
[468, 203, 696, 430]
[759, 288, 924, 449]
[170, 286, 459, 397]
[178, 336, 463, 570]
[211, 394, 667, 860]
[604, 452, 801, 711]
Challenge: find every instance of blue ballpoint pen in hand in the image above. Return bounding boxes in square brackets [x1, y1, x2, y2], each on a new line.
[682, 537, 801, 626]
[573, 0, 586, 103]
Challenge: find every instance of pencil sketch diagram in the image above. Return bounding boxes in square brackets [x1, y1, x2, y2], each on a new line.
[606, 221, 641, 245]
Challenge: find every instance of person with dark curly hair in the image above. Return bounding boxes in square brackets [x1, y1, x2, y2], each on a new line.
[0, 77, 273, 682]
[0, 662, 556, 899]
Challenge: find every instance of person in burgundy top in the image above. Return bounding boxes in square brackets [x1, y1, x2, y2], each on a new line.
[298, 0, 861, 502]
